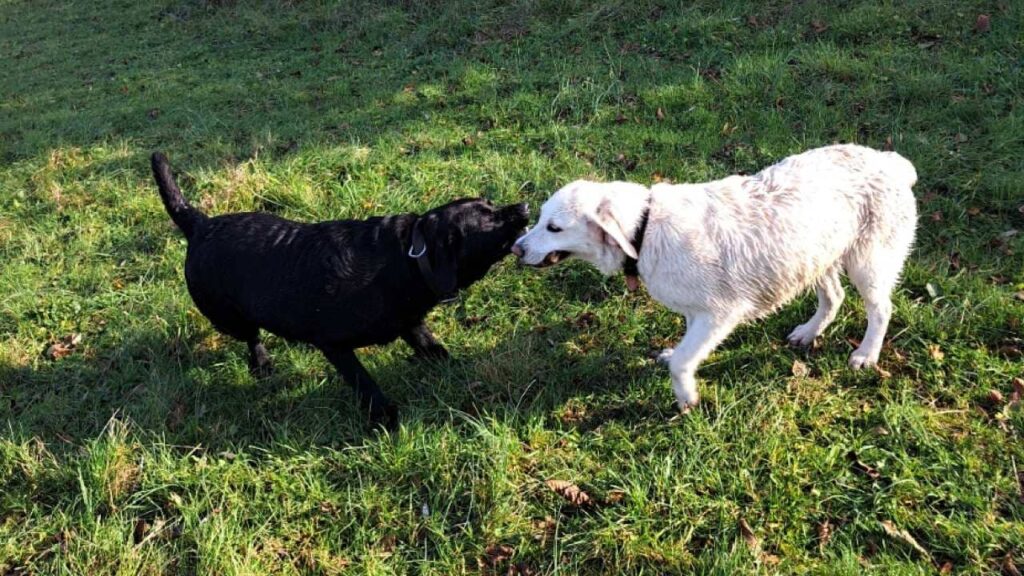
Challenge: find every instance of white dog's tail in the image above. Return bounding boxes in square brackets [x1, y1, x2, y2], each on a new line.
[881, 151, 918, 189]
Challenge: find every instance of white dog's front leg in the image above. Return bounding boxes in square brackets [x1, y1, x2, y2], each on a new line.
[664, 313, 740, 412]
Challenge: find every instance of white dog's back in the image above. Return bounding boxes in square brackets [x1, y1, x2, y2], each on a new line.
[643, 144, 917, 321]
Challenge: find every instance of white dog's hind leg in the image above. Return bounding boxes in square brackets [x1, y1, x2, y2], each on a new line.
[665, 313, 741, 412]
[846, 245, 908, 369]
[787, 268, 845, 347]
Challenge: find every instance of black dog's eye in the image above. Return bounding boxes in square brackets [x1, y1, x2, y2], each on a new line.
[546, 223, 563, 233]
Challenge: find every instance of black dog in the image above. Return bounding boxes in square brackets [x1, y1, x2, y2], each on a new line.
[151, 152, 528, 427]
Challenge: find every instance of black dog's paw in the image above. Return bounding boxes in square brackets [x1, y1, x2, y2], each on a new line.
[249, 359, 275, 378]
[368, 399, 400, 431]
[412, 345, 451, 363]
[248, 344, 274, 377]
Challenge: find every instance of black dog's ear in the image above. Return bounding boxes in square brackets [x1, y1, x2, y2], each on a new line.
[420, 213, 460, 299]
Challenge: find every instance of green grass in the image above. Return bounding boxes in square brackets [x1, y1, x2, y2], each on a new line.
[2, 0, 1023, 573]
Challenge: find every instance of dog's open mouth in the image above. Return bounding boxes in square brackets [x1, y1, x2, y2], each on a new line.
[536, 250, 570, 267]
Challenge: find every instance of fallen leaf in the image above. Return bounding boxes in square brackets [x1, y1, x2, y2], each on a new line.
[133, 519, 150, 544]
[656, 107, 665, 121]
[791, 359, 810, 378]
[930, 211, 943, 222]
[483, 543, 515, 567]
[532, 516, 556, 542]
[925, 282, 942, 299]
[928, 344, 945, 361]
[545, 479, 592, 507]
[940, 561, 954, 574]
[879, 520, 932, 562]
[738, 517, 760, 552]
[848, 452, 882, 480]
[1010, 377, 1024, 407]
[884, 135, 894, 151]
[604, 490, 627, 504]
[967, 206, 981, 216]
[1003, 554, 1022, 576]
[975, 14, 991, 33]
[1014, 291, 1024, 302]
[948, 251, 962, 271]
[817, 520, 833, 552]
[874, 365, 893, 379]
[988, 389, 1005, 404]
[810, 18, 828, 34]
[44, 333, 82, 360]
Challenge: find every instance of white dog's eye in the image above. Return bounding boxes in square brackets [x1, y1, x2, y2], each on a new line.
[546, 223, 563, 233]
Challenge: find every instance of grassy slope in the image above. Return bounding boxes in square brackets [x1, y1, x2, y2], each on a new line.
[1, 0, 1023, 573]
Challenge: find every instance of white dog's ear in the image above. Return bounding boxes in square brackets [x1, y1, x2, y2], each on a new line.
[590, 198, 638, 259]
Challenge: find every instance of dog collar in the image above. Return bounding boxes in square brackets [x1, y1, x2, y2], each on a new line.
[623, 203, 651, 292]
[408, 218, 459, 303]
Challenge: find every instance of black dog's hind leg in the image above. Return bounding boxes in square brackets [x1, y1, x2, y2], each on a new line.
[401, 322, 450, 361]
[322, 347, 398, 429]
[247, 335, 273, 377]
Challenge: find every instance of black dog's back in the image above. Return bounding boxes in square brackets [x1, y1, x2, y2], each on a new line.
[151, 151, 528, 426]
[184, 211, 428, 349]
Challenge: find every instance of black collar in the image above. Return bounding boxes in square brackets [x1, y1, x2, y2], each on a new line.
[408, 218, 458, 303]
[622, 202, 651, 291]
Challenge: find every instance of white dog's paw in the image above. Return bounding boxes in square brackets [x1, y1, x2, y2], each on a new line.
[656, 348, 674, 365]
[676, 397, 699, 414]
[786, 322, 819, 347]
[848, 349, 878, 370]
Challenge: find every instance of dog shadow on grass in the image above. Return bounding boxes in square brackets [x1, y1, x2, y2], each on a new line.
[0, 305, 678, 452]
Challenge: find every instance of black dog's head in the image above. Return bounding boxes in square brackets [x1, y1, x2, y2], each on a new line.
[415, 198, 529, 296]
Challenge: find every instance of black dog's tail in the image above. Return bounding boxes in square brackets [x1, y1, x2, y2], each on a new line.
[151, 152, 206, 240]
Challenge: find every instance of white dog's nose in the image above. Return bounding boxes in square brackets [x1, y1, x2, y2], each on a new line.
[510, 243, 524, 258]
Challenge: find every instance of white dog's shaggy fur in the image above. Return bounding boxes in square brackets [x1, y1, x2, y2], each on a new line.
[513, 144, 918, 411]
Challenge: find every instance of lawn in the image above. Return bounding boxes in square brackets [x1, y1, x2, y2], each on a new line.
[1, 0, 1023, 573]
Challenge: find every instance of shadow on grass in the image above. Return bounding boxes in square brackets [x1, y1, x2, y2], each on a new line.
[0, 308, 677, 450]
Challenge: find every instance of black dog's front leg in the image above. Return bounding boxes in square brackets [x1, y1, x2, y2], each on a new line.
[401, 322, 450, 361]
[322, 347, 398, 429]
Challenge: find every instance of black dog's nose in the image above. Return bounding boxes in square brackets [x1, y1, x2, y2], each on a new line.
[511, 243, 524, 258]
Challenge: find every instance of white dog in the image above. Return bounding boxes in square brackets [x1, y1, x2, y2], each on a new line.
[512, 144, 917, 411]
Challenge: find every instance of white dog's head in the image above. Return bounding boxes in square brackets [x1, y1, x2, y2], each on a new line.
[512, 180, 651, 275]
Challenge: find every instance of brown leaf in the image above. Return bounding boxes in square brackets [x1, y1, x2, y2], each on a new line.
[484, 543, 515, 567]
[975, 14, 991, 33]
[930, 211, 943, 222]
[791, 359, 810, 378]
[988, 389, 1006, 404]
[883, 135, 894, 151]
[133, 519, 150, 544]
[1010, 377, 1024, 407]
[532, 516, 556, 542]
[928, 344, 945, 361]
[44, 333, 82, 360]
[545, 479, 592, 507]
[874, 365, 893, 379]
[967, 206, 981, 216]
[603, 489, 627, 504]
[849, 452, 882, 480]
[879, 520, 932, 561]
[1002, 554, 1022, 576]
[810, 19, 828, 34]
[656, 107, 665, 121]
[940, 561, 954, 574]
[817, 520, 833, 552]
[614, 112, 628, 125]
[738, 517, 760, 552]
[1014, 291, 1024, 302]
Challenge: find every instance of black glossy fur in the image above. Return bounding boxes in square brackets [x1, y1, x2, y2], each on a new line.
[151, 152, 528, 427]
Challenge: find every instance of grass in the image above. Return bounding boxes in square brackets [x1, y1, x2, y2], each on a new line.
[1, 0, 1023, 573]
